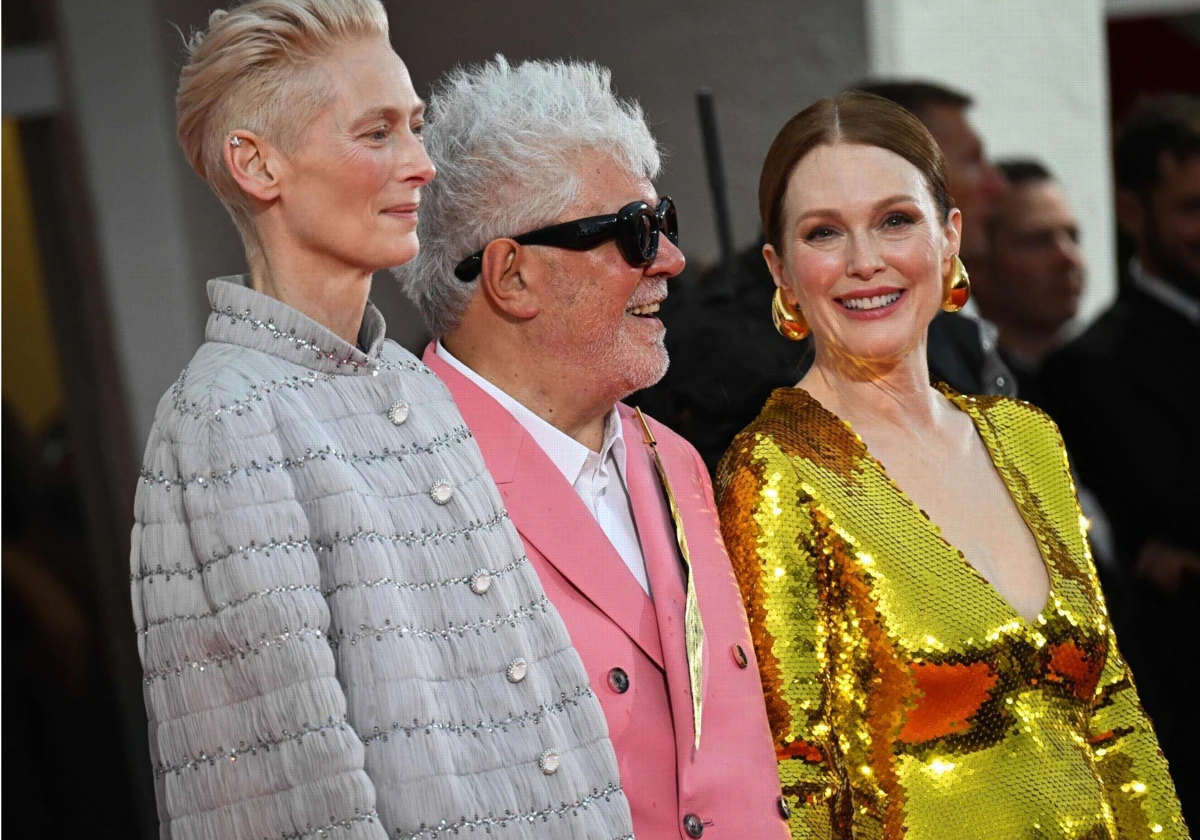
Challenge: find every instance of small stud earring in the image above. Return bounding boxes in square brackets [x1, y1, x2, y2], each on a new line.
[229, 135, 242, 148]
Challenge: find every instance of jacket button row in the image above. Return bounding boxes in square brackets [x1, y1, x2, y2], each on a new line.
[683, 813, 704, 838]
[388, 400, 410, 425]
[469, 568, 492, 595]
[538, 748, 560, 775]
[506, 657, 528, 683]
[429, 481, 454, 505]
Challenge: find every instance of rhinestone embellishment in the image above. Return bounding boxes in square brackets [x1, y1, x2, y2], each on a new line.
[388, 400, 410, 425]
[538, 748, 561, 775]
[429, 481, 454, 505]
[470, 568, 492, 595]
[506, 657, 528, 683]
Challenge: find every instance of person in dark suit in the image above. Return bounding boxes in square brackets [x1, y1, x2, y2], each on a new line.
[631, 81, 1014, 473]
[1039, 94, 1200, 825]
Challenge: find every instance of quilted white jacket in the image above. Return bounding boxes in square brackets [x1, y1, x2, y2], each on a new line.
[130, 278, 633, 840]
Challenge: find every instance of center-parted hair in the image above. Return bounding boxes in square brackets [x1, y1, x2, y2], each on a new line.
[175, 0, 389, 254]
[759, 92, 954, 253]
[393, 55, 662, 338]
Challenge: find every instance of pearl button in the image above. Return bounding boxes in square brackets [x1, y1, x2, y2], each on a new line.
[538, 748, 560, 775]
[506, 657, 528, 683]
[387, 400, 410, 425]
[469, 569, 492, 595]
[429, 481, 454, 505]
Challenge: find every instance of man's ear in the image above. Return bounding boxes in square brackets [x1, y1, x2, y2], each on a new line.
[1116, 187, 1144, 242]
[224, 131, 282, 203]
[478, 240, 539, 320]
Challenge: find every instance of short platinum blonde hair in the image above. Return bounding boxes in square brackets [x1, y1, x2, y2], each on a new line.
[175, 0, 389, 255]
[393, 55, 662, 337]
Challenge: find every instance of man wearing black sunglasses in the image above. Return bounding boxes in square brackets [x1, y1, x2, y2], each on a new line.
[394, 56, 789, 840]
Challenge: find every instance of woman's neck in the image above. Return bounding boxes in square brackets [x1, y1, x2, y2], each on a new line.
[248, 245, 373, 346]
[799, 342, 943, 433]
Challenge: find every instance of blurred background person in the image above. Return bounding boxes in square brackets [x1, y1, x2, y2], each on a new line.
[1039, 94, 1200, 826]
[718, 91, 1187, 840]
[975, 160, 1085, 399]
[632, 79, 1014, 473]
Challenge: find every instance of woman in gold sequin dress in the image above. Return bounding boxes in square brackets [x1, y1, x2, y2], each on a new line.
[716, 92, 1188, 840]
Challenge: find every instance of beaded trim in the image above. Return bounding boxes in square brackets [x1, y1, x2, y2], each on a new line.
[211, 304, 433, 377]
[323, 555, 528, 598]
[282, 810, 380, 840]
[142, 626, 325, 683]
[170, 367, 337, 421]
[311, 511, 511, 553]
[328, 596, 549, 648]
[395, 782, 626, 840]
[132, 511, 512, 583]
[132, 536, 311, 583]
[361, 685, 594, 745]
[211, 305, 378, 372]
[155, 715, 350, 777]
[138, 427, 472, 490]
[139, 583, 322, 634]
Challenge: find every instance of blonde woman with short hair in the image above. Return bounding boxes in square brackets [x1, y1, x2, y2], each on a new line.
[131, 3, 633, 838]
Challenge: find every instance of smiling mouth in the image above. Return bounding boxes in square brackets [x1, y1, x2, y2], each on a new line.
[837, 290, 904, 312]
[627, 301, 662, 317]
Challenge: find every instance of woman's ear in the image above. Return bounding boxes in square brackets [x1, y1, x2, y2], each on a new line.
[943, 207, 964, 271]
[762, 243, 797, 305]
[479, 240, 539, 320]
[224, 131, 282, 203]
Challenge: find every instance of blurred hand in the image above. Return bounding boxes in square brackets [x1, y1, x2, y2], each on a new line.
[1134, 538, 1200, 595]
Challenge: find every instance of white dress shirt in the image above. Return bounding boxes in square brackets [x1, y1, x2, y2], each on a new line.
[436, 342, 652, 595]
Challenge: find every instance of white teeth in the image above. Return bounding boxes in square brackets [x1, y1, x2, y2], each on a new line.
[628, 302, 661, 316]
[840, 292, 901, 311]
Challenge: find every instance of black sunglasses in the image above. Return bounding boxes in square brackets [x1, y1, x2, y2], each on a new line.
[453, 196, 679, 282]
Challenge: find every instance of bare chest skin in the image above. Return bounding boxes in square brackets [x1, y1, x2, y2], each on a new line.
[856, 409, 1052, 624]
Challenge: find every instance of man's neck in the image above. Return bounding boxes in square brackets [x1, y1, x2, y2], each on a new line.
[442, 332, 614, 452]
[249, 242, 373, 346]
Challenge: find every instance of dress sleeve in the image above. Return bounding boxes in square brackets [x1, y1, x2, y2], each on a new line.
[717, 433, 842, 839]
[1088, 613, 1189, 837]
[130, 396, 387, 840]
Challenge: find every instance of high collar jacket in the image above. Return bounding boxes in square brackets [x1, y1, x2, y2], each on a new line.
[130, 278, 633, 840]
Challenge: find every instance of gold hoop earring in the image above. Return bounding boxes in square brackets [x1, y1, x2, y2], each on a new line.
[772, 288, 810, 341]
[941, 256, 971, 312]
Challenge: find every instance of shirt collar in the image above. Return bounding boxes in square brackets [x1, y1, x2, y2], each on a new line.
[1128, 259, 1200, 326]
[436, 340, 626, 486]
[206, 276, 388, 374]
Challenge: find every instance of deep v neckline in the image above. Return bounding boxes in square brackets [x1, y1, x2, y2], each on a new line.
[789, 385, 1056, 627]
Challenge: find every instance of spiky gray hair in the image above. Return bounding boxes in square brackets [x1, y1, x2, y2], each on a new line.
[393, 55, 662, 337]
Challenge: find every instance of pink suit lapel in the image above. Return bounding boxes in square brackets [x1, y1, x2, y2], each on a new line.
[619, 405, 712, 750]
[424, 345, 664, 670]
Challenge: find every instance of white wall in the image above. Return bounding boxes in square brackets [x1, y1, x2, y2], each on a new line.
[867, 0, 1117, 328]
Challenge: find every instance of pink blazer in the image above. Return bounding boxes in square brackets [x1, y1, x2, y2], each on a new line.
[426, 347, 788, 840]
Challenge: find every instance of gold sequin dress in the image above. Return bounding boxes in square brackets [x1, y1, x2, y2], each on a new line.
[716, 386, 1188, 840]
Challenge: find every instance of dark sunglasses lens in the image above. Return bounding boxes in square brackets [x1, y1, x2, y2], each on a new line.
[634, 211, 657, 259]
[660, 200, 679, 245]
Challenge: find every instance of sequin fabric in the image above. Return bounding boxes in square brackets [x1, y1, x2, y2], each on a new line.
[716, 386, 1188, 840]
